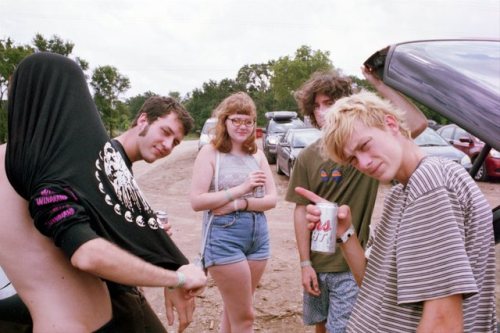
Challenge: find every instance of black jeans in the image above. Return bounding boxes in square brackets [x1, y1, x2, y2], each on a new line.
[107, 284, 167, 333]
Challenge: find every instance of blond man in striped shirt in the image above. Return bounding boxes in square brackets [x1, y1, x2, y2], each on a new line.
[297, 91, 495, 332]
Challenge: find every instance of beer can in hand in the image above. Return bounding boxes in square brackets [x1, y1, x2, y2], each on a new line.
[311, 202, 338, 253]
[156, 210, 168, 228]
[254, 185, 265, 198]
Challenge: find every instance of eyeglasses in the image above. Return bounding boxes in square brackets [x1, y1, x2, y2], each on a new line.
[227, 117, 255, 127]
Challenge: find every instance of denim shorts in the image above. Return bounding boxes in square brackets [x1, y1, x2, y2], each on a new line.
[203, 211, 270, 267]
[303, 271, 358, 333]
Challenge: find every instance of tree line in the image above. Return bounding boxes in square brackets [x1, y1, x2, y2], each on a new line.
[0, 34, 443, 143]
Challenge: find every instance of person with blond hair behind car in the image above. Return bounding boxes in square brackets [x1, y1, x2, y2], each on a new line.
[190, 92, 277, 333]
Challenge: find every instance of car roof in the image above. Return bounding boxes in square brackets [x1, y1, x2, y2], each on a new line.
[204, 118, 217, 123]
[364, 39, 500, 151]
[286, 127, 320, 134]
[265, 111, 298, 120]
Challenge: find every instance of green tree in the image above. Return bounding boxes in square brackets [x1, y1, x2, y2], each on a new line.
[235, 62, 275, 125]
[33, 33, 73, 56]
[270, 45, 332, 110]
[33, 34, 89, 71]
[168, 91, 182, 101]
[91, 66, 130, 136]
[0, 38, 34, 143]
[125, 91, 158, 124]
[185, 78, 244, 131]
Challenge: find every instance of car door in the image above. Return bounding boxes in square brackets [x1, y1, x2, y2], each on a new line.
[276, 131, 289, 171]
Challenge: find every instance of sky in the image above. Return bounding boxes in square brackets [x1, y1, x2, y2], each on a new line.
[2, 0, 499, 99]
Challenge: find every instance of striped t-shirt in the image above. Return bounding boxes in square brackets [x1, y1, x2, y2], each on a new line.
[347, 157, 496, 332]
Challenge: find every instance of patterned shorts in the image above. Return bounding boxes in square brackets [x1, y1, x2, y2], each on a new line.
[303, 271, 359, 333]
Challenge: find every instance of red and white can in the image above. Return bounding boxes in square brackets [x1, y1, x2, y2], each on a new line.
[311, 202, 338, 253]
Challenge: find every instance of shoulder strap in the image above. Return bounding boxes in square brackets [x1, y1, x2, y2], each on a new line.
[214, 151, 220, 191]
[199, 150, 219, 263]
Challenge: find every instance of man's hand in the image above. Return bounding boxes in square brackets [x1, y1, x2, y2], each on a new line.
[177, 264, 207, 291]
[162, 220, 173, 237]
[361, 65, 383, 88]
[164, 288, 195, 333]
[301, 265, 320, 296]
[294, 186, 353, 236]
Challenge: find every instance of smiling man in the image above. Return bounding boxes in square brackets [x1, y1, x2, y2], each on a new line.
[116, 96, 192, 163]
[297, 91, 496, 332]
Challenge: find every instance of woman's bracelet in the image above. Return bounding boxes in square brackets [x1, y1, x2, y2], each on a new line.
[224, 189, 234, 201]
[243, 198, 249, 211]
[300, 260, 312, 268]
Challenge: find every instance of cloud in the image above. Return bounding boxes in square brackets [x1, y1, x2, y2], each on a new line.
[2, 0, 499, 98]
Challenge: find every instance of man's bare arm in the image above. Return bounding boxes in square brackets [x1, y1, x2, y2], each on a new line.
[71, 238, 206, 290]
[363, 66, 427, 138]
[417, 294, 463, 333]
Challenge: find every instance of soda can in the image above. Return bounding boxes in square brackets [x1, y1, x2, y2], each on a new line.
[254, 185, 265, 198]
[156, 210, 168, 228]
[311, 202, 338, 253]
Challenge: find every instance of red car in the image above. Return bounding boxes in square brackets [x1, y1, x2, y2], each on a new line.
[438, 124, 500, 181]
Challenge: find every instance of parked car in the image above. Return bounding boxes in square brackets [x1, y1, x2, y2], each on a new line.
[414, 127, 472, 171]
[275, 128, 322, 177]
[262, 111, 306, 164]
[437, 124, 500, 181]
[198, 117, 217, 151]
[364, 38, 500, 241]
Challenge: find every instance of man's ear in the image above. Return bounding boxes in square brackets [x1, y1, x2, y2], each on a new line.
[384, 114, 400, 134]
[136, 113, 148, 127]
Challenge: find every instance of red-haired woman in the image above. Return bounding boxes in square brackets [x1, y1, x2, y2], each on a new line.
[190, 92, 277, 332]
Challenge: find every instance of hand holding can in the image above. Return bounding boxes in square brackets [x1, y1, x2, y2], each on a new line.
[311, 202, 338, 253]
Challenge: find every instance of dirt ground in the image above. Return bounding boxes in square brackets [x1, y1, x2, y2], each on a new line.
[133, 139, 500, 333]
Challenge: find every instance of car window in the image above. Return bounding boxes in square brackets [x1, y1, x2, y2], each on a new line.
[414, 128, 448, 146]
[292, 131, 322, 148]
[269, 119, 305, 133]
[438, 126, 453, 140]
[453, 127, 469, 140]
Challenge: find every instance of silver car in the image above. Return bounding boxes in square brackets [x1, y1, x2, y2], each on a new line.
[414, 127, 471, 171]
[198, 118, 217, 151]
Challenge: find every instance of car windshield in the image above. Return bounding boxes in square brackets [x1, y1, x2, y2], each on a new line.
[414, 128, 449, 147]
[292, 130, 321, 148]
[269, 119, 305, 133]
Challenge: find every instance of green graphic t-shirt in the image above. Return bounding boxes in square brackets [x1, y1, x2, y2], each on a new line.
[286, 140, 378, 272]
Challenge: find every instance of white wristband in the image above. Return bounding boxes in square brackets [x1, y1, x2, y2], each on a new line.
[300, 260, 312, 268]
[337, 225, 355, 244]
[169, 271, 185, 290]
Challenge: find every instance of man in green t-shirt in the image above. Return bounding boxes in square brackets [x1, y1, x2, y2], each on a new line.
[285, 67, 426, 333]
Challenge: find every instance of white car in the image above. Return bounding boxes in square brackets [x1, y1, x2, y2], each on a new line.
[198, 118, 217, 151]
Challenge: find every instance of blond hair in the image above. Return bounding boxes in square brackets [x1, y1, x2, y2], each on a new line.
[322, 91, 411, 164]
